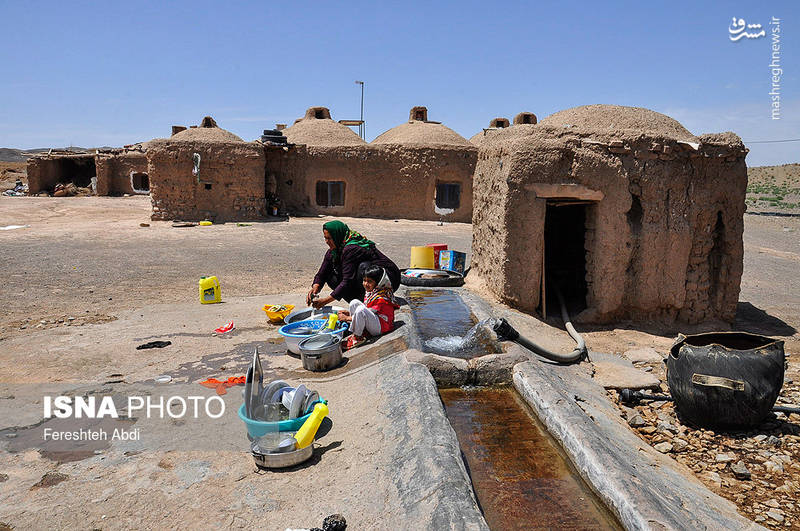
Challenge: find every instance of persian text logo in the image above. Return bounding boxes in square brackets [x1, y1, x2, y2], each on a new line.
[729, 17, 766, 41]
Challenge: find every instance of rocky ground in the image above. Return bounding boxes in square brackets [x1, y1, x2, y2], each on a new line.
[611, 351, 800, 529]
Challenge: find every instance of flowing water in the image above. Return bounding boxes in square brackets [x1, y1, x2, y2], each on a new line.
[440, 387, 621, 530]
[406, 289, 501, 359]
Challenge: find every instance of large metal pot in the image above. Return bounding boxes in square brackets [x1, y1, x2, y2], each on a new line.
[298, 334, 343, 372]
[666, 332, 785, 428]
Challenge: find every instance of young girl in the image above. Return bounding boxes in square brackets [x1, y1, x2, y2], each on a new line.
[338, 265, 399, 350]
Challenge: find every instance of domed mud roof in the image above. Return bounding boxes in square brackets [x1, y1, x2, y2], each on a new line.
[170, 116, 244, 143]
[539, 104, 697, 141]
[372, 106, 471, 147]
[470, 117, 511, 145]
[283, 107, 366, 147]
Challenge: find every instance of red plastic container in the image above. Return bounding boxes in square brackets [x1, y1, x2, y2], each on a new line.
[426, 244, 448, 268]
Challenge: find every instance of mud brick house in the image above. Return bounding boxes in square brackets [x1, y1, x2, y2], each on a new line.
[279, 106, 476, 222]
[147, 118, 266, 221]
[471, 104, 748, 324]
[27, 145, 149, 196]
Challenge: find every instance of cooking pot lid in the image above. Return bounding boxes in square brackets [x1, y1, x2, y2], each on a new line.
[300, 333, 338, 349]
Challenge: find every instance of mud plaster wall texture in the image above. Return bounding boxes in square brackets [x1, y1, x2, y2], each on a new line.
[147, 140, 266, 222]
[95, 152, 148, 195]
[278, 144, 476, 222]
[472, 125, 747, 325]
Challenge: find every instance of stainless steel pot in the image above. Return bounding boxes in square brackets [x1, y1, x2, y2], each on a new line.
[298, 334, 343, 372]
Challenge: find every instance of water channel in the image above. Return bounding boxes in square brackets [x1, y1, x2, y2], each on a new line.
[406, 288, 620, 528]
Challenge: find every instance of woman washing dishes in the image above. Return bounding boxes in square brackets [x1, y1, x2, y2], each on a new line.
[307, 220, 400, 308]
[337, 265, 399, 350]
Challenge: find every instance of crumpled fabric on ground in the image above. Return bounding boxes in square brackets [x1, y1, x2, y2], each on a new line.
[199, 375, 246, 395]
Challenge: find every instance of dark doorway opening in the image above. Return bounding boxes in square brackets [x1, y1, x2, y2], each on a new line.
[131, 172, 149, 193]
[57, 157, 96, 188]
[543, 202, 588, 317]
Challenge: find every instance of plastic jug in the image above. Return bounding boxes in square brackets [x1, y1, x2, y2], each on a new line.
[294, 402, 329, 449]
[198, 276, 221, 304]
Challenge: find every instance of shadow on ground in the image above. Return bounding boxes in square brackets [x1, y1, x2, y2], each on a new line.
[735, 302, 797, 337]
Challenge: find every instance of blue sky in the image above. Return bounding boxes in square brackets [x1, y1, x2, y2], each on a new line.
[0, 1, 796, 165]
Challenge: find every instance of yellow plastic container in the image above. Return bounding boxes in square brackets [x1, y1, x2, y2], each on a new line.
[410, 246, 435, 269]
[294, 402, 329, 449]
[199, 276, 221, 304]
[262, 304, 295, 323]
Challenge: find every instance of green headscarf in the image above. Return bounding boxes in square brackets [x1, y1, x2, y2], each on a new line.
[323, 220, 374, 261]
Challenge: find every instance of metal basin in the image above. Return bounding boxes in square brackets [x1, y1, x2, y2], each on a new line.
[284, 306, 345, 325]
[299, 334, 343, 372]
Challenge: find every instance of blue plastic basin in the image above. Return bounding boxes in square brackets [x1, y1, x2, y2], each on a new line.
[238, 400, 325, 438]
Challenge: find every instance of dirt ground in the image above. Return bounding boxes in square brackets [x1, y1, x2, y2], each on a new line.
[0, 195, 798, 528]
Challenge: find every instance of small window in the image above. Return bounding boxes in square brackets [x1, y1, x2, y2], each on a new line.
[204, 183, 212, 190]
[315, 110, 326, 119]
[414, 110, 425, 120]
[316, 181, 345, 207]
[130, 172, 150, 194]
[436, 182, 461, 209]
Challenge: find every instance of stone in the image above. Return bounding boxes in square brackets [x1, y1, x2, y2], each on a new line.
[767, 511, 785, 523]
[766, 499, 781, 509]
[765, 461, 784, 474]
[654, 442, 673, 453]
[715, 453, 735, 463]
[628, 414, 647, 428]
[731, 461, 751, 480]
[592, 361, 661, 390]
[672, 438, 689, 452]
[622, 347, 663, 363]
[767, 436, 782, 447]
[706, 471, 722, 487]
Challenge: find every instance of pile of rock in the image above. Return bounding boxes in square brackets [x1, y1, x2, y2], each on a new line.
[611, 368, 800, 529]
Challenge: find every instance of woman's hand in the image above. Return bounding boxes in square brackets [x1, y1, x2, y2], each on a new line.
[312, 294, 335, 309]
[306, 284, 320, 306]
[337, 310, 351, 322]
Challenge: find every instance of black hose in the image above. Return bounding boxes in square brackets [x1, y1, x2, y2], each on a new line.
[620, 389, 800, 415]
[491, 284, 587, 365]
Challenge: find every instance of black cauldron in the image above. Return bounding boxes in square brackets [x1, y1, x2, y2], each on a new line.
[666, 332, 785, 428]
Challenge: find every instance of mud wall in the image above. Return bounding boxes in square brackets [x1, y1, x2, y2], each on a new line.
[27, 155, 96, 194]
[472, 129, 747, 324]
[95, 152, 148, 195]
[278, 144, 476, 222]
[148, 140, 266, 222]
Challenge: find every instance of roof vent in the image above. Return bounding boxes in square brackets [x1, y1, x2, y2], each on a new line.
[513, 112, 537, 125]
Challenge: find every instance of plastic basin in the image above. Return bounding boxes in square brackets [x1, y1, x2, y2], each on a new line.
[279, 319, 349, 354]
[263, 304, 295, 324]
[238, 400, 324, 439]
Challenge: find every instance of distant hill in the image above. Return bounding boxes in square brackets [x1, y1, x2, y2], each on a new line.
[747, 163, 800, 212]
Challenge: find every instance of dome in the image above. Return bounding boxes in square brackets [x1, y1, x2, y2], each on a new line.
[372, 107, 470, 147]
[539, 105, 696, 141]
[170, 127, 244, 143]
[470, 117, 510, 145]
[282, 107, 366, 147]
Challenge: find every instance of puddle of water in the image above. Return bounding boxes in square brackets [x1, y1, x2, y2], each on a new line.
[1, 415, 138, 463]
[160, 340, 286, 384]
[440, 387, 621, 530]
[406, 289, 501, 359]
